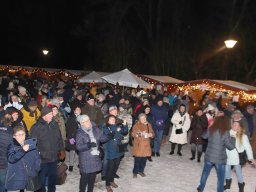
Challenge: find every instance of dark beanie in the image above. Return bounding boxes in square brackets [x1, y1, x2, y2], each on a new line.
[41, 106, 53, 117]
[155, 95, 163, 103]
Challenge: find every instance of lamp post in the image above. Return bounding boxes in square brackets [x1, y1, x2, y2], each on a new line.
[223, 39, 237, 79]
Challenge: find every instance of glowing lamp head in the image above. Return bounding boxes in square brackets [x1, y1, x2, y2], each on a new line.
[42, 49, 49, 55]
[224, 40, 237, 49]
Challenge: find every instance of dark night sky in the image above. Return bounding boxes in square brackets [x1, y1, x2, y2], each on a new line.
[0, 0, 255, 81]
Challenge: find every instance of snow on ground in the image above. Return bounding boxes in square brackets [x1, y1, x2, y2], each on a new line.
[57, 143, 256, 192]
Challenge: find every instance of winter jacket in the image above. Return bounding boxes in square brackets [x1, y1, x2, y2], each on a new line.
[203, 129, 235, 164]
[151, 104, 169, 131]
[65, 113, 79, 151]
[190, 114, 208, 144]
[103, 124, 128, 160]
[132, 122, 154, 157]
[5, 139, 41, 191]
[169, 111, 191, 144]
[20, 107, 41, 132]
[30, 118, 64, 163]
[81, 104, 104, 126]
[0, 126, 12, 169]
[226, 129, 253, 165]
[53, 112, 67, 142]
[76, 125, 108, 174]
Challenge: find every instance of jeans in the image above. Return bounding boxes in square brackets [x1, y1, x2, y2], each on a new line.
[0, 169, 6, 192]
[225, 164, 244, 183]
[191, 143, 203, 153]
[68, 150, 76, 167]
[133, 157, 147, 174]
[105, 158, 120, 186]
[36, 161, 57, 192]
[102, 144, 108, 177]
[79, 172, 97, 192]
[153, 130, 163, 153]
[198, 160, 225, 192]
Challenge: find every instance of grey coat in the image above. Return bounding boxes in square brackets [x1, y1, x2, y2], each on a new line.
[76, 125, 108, 174]
[203, 130, 235, 164]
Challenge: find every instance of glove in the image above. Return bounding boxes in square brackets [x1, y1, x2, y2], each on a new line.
[179, 121, 182, 125]
[59, 151, 65, 161]
[69, 138, 76, 145]
[88, 142, 97, 148]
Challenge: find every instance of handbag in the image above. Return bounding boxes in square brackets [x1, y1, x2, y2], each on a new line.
[56, 162, 68, 185]
[98, 146, 105, 160]
[26, 175, 42, 191]
[175, 128, 183, 134]
[236, 149, 247, 166]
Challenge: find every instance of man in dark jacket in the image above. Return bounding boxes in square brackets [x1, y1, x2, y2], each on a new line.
[0, 114, 13, 192]
[30, 106, 65, 192]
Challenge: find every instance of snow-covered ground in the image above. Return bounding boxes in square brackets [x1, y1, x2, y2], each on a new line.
[57, 143, 256, 192]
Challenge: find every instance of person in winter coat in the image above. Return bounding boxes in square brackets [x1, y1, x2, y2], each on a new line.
[30, 106, 65, 192]
[169, 104, 191, 156]
[224, 121, 255, 192]
[103, 115, 128, 192]
[5, 126, 41, 191]
[82, 94, 104, 127]
[76, 115, 108, 192]
[65, 105, 81, 172]
[0, 114, 13, 192]
[20, 100, 41, 133]
[197, 115, 236, 192]
[151, 96, 169, 157]
[132, 113, 154, 178]
[52, 105, 67, 145]
[189, 108, 208, 162]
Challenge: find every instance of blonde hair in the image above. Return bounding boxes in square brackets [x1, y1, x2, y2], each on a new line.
[234, 121, 245, 145]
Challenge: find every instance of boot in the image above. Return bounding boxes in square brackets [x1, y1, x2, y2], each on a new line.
[238, 182, 245, 192]
[190, 151, 195, 160]
[197, 152, 202, 162]
[224, 179, 232, 190]
[169, 143, 176, 155]
[177, 144, 182, 156]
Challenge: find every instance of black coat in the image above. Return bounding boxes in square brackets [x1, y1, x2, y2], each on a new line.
[65, 114, 79, 151]
[190, 114, 208, 144]
[30, 118, 64, 163]
[0, 125, 12, 169]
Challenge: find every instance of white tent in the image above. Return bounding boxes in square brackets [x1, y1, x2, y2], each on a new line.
[101, 68, 149, 88]
[78, 71, 106, 83]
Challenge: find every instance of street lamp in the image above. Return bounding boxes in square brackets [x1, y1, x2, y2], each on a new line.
[224, 39, 237, 49]
[42, 49, 49, 55]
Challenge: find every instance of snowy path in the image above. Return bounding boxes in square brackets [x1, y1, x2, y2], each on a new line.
[57, 144, 256, 192]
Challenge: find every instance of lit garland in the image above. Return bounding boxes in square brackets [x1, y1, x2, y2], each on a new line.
[178, 81, 256, 103]
[0, 65, 81, 79]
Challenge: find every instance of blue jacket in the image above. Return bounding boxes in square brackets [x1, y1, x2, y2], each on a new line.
[0, 125, 12, 169]
[151, 104, 169, 131]
[76, 125, 108, 174]
[103, 124, 128, 160]
[5, 139, 41, 190]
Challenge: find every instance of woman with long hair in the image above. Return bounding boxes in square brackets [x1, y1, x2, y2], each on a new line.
[197, 114, 236, 192]
[224, 121, 255, 192]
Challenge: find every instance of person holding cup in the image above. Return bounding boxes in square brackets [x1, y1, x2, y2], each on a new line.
[131, 113, 155, 178]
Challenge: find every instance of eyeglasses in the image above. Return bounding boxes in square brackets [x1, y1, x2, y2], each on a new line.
[14, 133, 25, 137]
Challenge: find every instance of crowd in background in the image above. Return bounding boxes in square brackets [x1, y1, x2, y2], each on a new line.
[0, 74, 256, 192]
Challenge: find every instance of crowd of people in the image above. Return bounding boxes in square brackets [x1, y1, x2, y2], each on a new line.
[0, 74, 256, 192]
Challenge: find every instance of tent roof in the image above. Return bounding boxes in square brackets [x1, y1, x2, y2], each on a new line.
[102, 68, 149, 88]
[213, 80, 256, 91]
[78, 71, 106, 83]
[141, 74, 184, 84]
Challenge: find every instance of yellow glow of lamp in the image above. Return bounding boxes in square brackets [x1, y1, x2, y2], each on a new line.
[224, 40, 237, 48]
